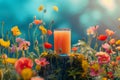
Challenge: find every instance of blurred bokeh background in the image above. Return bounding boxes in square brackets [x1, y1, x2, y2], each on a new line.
[0, 0, 120, 44]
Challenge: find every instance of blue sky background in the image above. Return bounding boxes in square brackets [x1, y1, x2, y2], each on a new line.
[0, 0, 120, 44]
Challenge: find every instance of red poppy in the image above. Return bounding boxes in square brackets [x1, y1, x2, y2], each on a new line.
[106, 49, 115, 54]
[15, 57, 33, 74]
[47, 30, 52, 36]
[97, 34, 107, 41]
[107, 72, 114, 78]
[34, 20, 42, 25]
[44, 42, 52, 49]
[116, 56, 120, 61]
[72, 47, 78, 51]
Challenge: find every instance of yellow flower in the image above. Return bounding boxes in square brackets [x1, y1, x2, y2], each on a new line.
[82, 60, 89, 77]
[53, 6, 59, 12]
[21, 68, 33, 80]
[11, 26, 21, 36]
[0, 39, 3, 42]
[35, 65, 41, 70]
[0, 70, 3, 79]
[2, 58, 17, 64]
[39, 25, 47, 35]
[77, 54, 85, 60]
[41, 52, 48, 56]
[82, 60, 89, 71]
[38, 5, 44, 12]
[0, 39, 10, 48]
[0, 69, 3, 80]
[102, 77, 108, 80]
[116, 40, 120, 45]
[90, 63, 100, 71]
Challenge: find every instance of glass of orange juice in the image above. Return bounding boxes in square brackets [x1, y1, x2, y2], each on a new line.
[54, 28, 71, 54]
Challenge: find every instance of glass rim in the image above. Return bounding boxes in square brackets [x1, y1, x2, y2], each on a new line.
[54, 28, 71, 31]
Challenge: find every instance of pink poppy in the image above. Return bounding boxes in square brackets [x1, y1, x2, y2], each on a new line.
[15, 57, 33, 74]
[102, 43, 115, 54]
[105, 29, 115, 36]
[18, 41, 30, 50]
[95, 52, 110, 64]
[102, 43, 111, 50]
[16, 38, 30, 50]
[95, 52, 106, 57]
[16, 38, 24, 43]
[35, 58, 49, 67]
[89, 62, 101, 77]
[90, 68, 99, 76]
[31, 76, 44, 80]
[87, 25, 99, 35]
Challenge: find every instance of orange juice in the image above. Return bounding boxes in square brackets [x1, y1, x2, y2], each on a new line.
[54, 29, 71, 54]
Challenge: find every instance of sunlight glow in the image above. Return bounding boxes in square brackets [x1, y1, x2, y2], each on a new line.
[99, 0, 116, 11]
[118, 18, 120, 21]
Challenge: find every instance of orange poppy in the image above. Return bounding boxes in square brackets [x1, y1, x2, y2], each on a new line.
[34, 20, 42, 25]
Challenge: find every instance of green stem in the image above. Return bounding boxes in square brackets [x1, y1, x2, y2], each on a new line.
[33, 26, 38, 39]
[2, 48, 5, 54]
[88, 36, 92, 46]
[118, 51, 120, 56]
[16, 46, 19, 58]
[7, 48, 10, 57]
[36, 47, 40, 56]
[49, 19, 54, 30]
[3, 59, 11, 79]
[94, 39, 98, 50]
[22, 50, 25, 57]
[1, 21, 4, 38]
[44, 35, 47, 42]
[28, 28, 31, 41]
[26, 50, 29, 55]
[6, 31, 9, 40]
[73, 76, 76, 80]
[33, 26, 38, 48]
[11, 35, 15, 44]
[0, 46, 1, 54]
[42, 35, 45, 52]
[3, 59, 7, 70]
